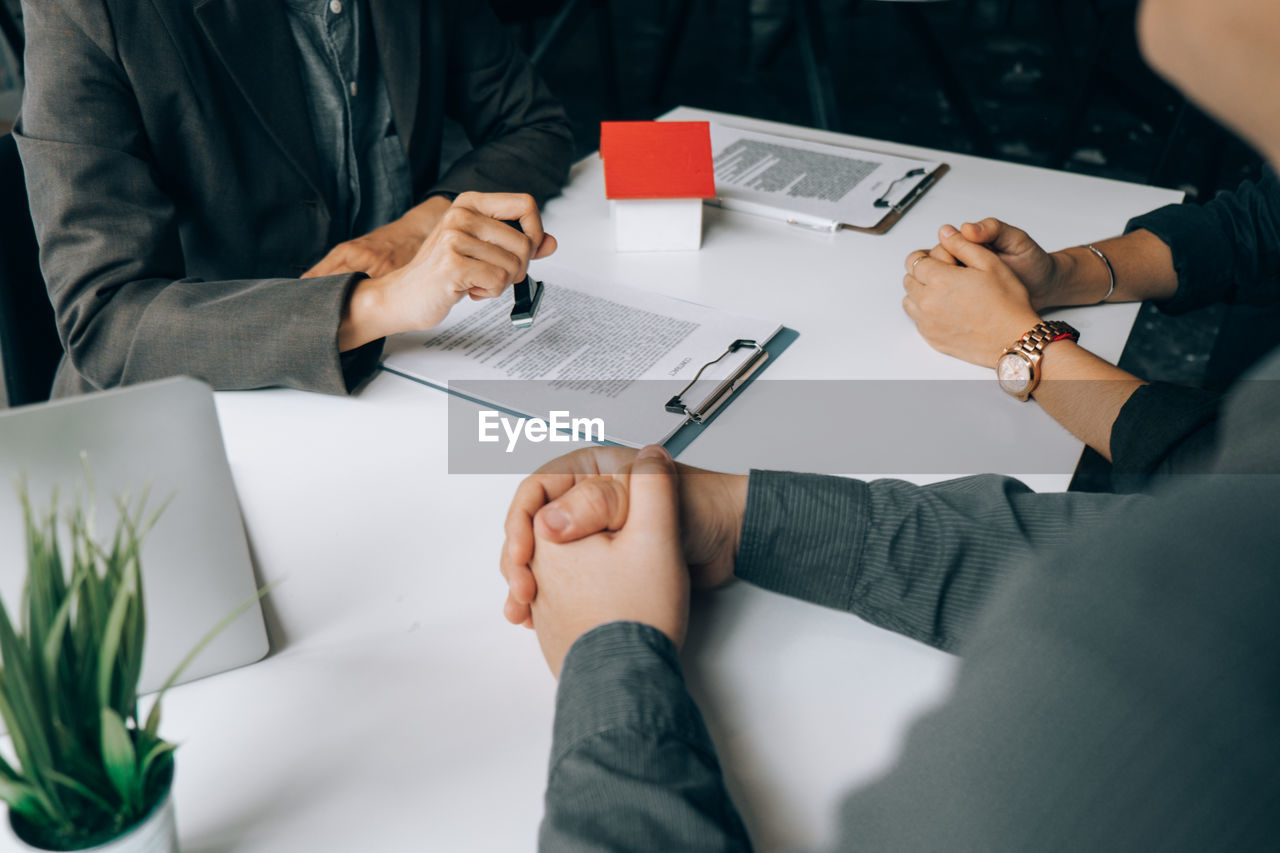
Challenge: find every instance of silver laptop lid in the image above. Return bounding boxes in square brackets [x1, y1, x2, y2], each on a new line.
[0, 376, 269, 693]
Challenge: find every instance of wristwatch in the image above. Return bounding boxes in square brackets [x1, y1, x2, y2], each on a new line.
[996, 320, 1080, 401]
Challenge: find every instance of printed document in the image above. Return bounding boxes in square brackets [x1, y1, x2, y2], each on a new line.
[381, 265, 783, 447]
[709, 124, 943, 229]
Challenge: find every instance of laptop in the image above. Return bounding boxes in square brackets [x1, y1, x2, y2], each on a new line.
[0, 376, 270, 693]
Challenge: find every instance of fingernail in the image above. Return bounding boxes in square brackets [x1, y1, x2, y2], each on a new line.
[940, 225, 958, 238]
[540, 505, 569, 533]
[637, 445, 670, 462]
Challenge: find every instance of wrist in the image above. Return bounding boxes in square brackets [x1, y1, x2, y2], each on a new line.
[989, 311, 1046, 368]
[1030, 339, 1081, 389]
[404, 195, 452, 238]
[339, 269, 407, 351]
[723, 473, 748, 564]
[676, 467, 749, 588]
[1053, 248, 1109, 306]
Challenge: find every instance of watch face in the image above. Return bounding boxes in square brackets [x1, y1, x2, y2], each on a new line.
[997, 352, 1032, 395]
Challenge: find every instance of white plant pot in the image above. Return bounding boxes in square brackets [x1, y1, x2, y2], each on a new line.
[9, 790, 178, 853]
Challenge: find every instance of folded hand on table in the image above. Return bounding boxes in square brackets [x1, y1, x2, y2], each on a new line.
[526, 446, 689, 678]
[902, 224, 1044, 368]
[500, 446, 747, 630]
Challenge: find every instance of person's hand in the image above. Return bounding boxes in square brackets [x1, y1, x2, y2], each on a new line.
[338, 192, 557, 351]
[528, 445, 689, 678]
[903, 225, 1043, 368]
[500, 446, 747, 628]
[303, 196, 453, 280]
[951, 218, 1064, 310]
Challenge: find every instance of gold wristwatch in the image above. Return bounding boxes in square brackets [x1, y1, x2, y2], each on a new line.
[996, 320, 1080, 401]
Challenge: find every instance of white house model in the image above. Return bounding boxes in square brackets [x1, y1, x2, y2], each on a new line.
[599, 120, 716, 252]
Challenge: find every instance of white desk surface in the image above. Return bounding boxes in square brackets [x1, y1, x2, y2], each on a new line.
[2, 110, 1182, 852]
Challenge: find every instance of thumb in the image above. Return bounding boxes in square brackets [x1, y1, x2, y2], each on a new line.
[625, 445, 681, 537]
[939, 226, 1002, 272]
[533, 232, 558, 260]
[963, 218, 1033, 256]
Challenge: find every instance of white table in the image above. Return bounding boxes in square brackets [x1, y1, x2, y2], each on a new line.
[36, 110, 1181, 852]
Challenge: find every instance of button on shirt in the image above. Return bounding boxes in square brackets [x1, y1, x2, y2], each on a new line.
[282, 0, 413, 247]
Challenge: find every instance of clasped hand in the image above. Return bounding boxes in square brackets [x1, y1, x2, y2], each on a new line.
[902, 219, 1056, 367]
[500, 446, 748, 677]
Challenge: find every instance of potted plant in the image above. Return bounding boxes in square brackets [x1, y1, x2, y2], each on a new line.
[0, 485, 263, 851]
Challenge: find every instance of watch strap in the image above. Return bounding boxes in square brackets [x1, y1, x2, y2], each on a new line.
[1011, 320, 1080, 357]
[998, 320, 1080, 401]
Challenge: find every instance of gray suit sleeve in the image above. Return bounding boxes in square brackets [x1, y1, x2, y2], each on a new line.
[14, 0, 374, 395]
[430, 4, 574, 205]
[542, 622, 752, 853]
[735, 471, 1146, 652]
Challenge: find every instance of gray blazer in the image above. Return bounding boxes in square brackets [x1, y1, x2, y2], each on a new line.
[15, 0, 574, 396]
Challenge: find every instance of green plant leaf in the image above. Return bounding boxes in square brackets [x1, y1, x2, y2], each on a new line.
[137, 740, 177, 803]
[121, 553, 147, 722]
[0, 606, 58, 790]
[0, 679, 63, 823]
[41, 573, 83, 726]
[45, 770, 117, 816]
[145, 580, 278, 736]
[99, 708, 137, 811]
[95, 558, 137, 713]
[0, 776, 50, 823]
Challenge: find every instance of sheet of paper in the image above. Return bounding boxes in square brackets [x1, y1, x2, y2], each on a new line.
[381, 265, 782, 447]
[709, 124, 942, 229]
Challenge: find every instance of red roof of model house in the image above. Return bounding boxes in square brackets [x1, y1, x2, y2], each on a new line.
[600, 121, 716, 200]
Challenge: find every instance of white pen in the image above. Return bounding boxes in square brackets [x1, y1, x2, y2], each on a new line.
[707, 196, 839, 233]
[785, 213, 840, 233]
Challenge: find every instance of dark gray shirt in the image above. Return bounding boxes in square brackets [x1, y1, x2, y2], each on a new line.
[282, 0, 412, 244]
[542, 354, 1280, 850]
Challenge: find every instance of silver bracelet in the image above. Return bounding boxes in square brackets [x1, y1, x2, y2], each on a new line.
[1085, 244, 1116, 303]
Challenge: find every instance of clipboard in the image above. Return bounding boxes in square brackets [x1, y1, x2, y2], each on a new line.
[381, 327, 798, 460]
[378, 270, 797, 459]
[661, 327, 799, 457]
[708, 123, 949, 235]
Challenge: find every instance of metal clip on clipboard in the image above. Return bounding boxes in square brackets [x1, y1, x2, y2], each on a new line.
[664, 339, 769, 424]
[874, 168, 927, 210]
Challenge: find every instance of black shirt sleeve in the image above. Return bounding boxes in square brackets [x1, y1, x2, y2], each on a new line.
[431, 4, 574, 206]
[1107, 381, 1221, 488]
[1126, 166, 1280, 315]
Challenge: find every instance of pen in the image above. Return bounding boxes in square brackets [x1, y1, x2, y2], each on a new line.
[785, 214, 840, 233]
[708, 197, 839, 232]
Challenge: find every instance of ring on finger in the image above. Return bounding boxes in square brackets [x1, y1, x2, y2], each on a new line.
[910, 251, 928, 274]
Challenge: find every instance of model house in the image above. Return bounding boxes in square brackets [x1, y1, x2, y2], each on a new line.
[600, 120, 716, 252]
